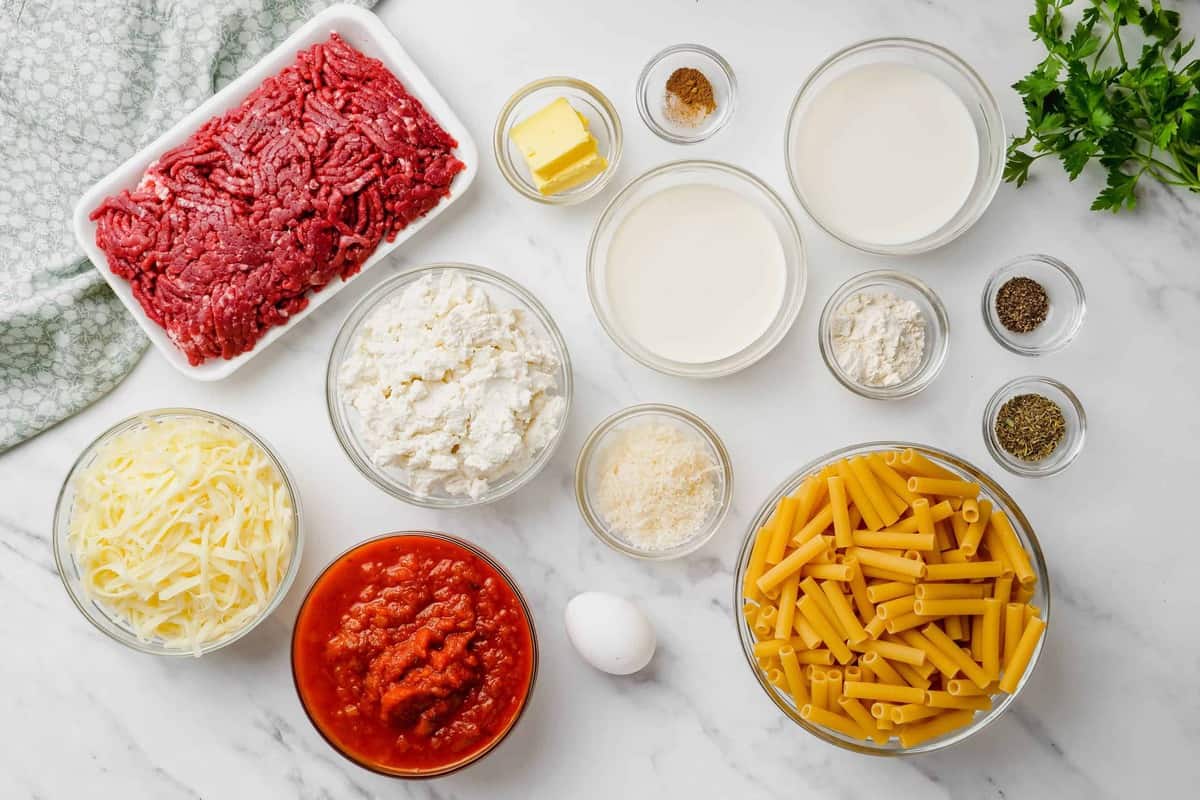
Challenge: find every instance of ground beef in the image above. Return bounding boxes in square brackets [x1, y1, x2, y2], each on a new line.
[90, 34, 466, 366]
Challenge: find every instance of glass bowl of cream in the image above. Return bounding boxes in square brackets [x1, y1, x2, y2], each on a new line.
[818, 270, 950, 400]
[587, 160, 806, 378]
[326, 263, 573, 508]
[785, 38, 1005, 255]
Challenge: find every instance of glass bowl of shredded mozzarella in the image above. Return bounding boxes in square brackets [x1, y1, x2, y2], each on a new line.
[52, 408, 303, 657]
[327, 263, 573, 508]
[818, 270, 950, 401]
[574, 404, 733, 560]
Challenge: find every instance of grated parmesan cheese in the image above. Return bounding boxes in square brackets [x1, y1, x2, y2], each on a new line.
[68, 415, 295, 655]
[594, 422, 718, 551]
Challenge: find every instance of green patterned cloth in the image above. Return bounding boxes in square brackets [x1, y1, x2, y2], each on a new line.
[0, 0, 374, 452]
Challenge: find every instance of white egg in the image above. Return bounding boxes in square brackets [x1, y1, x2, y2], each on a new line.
[563, 592, 656, 675]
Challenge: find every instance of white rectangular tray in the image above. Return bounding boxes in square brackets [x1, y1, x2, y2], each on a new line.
[72, 4, 477, 380]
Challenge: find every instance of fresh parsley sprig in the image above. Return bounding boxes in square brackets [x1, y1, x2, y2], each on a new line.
[1006, 0, 1200, 211]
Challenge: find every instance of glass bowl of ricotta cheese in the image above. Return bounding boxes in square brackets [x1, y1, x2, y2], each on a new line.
[327, 263, 573, 508]
[785, 38, 1005, 255]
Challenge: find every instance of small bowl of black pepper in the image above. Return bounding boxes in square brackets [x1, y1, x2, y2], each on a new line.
[982, 254, 1085, 356]
[983, 376, 1086, 477]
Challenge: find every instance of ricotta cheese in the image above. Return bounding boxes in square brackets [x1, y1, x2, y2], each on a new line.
[339, 272, 566, 499]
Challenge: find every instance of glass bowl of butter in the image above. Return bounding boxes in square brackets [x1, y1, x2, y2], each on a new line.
[494, 77, 623, 205]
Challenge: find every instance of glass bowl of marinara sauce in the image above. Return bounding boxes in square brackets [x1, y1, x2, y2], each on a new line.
[291, 532, 538, 778]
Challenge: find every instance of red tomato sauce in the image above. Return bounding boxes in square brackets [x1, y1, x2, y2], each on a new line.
[292, 535, 535, 774]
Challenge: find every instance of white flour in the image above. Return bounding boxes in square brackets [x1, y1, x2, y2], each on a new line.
[338, 272, 566, 499]
[830, 292, 926, 387]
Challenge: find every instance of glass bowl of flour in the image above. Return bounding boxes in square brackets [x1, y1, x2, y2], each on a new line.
[327, 263, 573, 508]
[818, 270, 949, 400]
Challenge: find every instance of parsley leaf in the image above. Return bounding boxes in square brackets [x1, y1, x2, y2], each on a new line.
[1091, 167, 1140, 210]
[1007, 0, 1200, 211]
[1061, 138, 1100, 177]
[1005, 150, 1038, 186]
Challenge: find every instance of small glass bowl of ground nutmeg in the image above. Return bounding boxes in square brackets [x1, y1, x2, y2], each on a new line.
[982, 254, 1085, 356]
[637, 44, 736, 144]
[983, 376, 1086, 477]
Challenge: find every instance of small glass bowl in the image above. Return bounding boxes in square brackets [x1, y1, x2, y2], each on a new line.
[785, 38, 1005, 255]
[734, 442, 1051, 755]
[493, 76, 623, 205]
[818, 270, 950, 400]
[291, 531, 538, 779]
[575, 404, 733, 560]
[587, 160, 806, 378]
[636, 43, 736, 143]
[326, 263, 573, 508]
[984, 376, 1086, 477]
[52, 408, 303, 656]
[982, 254, 1086, 356]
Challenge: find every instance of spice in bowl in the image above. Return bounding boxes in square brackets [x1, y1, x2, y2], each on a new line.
[994, 393, 1065, 461]
[594, 420, 719, 552]
[664, 67, 717, 127]
[831, 292, 927, 387]
[995, 277, 1049, 334]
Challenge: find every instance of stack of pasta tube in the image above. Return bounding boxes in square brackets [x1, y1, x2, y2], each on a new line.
[742, 448, 1046, 748]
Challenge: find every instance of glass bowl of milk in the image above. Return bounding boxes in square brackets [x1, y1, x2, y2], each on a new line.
[785, 38, 1005, 255]
[587, 160, 806, 378]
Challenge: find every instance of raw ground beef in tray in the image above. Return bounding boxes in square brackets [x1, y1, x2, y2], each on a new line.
[90, 33, 465, 366]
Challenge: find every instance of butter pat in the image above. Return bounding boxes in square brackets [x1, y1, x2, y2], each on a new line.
[509, 97, 607, 195]
[537, 149, 607, 195]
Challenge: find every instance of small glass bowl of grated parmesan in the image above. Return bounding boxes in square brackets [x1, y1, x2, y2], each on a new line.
[574, 404, 733, 560]
[52, 409, 302, 657]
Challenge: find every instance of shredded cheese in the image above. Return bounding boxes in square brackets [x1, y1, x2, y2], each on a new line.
[594, 422, 719, 551]
[68, 415, 295, 655]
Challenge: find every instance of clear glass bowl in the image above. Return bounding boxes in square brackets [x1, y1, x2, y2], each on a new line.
[326, 263, 573, 508]
[733, 442, 1051, 755]
[982, 255, 1086, 356]
[575, 404, 733, 560]
[636, 43, 736, 143]
[785, 38, 1005, 255]
[493, 76, 622, 205]
[818, 270, 950, 400]
[52, 408, 303, 656]
[984, 376, 1086, 477]
[587, 160, 806, 378]
[291, 531, 538, 779]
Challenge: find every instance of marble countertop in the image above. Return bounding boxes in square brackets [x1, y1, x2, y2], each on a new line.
[4, 0, 1199, 797]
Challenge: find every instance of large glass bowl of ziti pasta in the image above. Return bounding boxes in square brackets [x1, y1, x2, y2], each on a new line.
[52, 408, 303, 657]
[735, 443, 1049, 754]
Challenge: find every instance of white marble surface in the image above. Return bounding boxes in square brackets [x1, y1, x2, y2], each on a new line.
[4, 0, 1200, 797]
